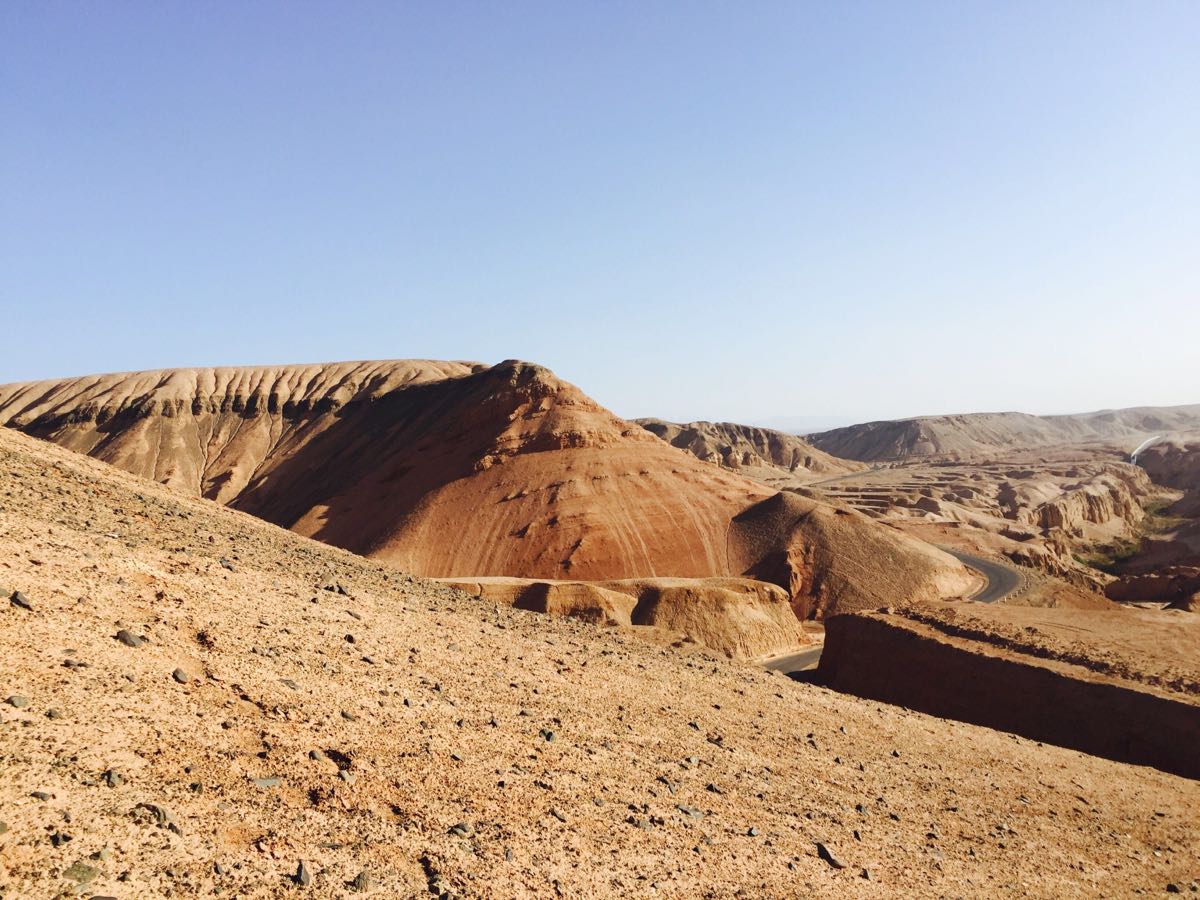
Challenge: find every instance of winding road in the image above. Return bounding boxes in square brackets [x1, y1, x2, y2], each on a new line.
[939, 548, 1022, 603]
[761, 548, 1021, 676]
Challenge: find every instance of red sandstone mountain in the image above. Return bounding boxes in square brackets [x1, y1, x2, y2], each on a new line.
[0, 360, 971, 617]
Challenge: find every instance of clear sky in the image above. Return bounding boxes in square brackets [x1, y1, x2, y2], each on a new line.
[2, 2, 1197, 429]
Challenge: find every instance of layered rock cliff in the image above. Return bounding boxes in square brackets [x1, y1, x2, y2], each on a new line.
[1030, 467, 1152, 535]
[635, 419, 863, 482]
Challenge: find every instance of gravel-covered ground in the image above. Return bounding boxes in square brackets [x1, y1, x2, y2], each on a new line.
[1, 426, 1197, 898]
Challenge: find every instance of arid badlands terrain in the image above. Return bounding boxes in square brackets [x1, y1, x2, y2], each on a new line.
[2, 360, 1199, 897]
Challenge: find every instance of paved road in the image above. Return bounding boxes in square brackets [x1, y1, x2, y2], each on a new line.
[939, 548, 1021, 603]
[761, 548, 1020, 676]
[1129, 435, 1162, 464]
[761, 645, 824, 675]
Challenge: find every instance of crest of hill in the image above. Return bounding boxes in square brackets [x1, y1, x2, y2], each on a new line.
[635, 418, 864, 482]
[0, 360, 970, 616]
[808, 404, 1200, 462]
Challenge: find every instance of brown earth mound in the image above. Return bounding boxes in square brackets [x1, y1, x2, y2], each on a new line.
[636, 418, 864, 485]
[727, 492, 972, 619]
[438, 576, 804, 660]
[2, 423, 1198, 897]
[0, 361, 971, 618]
[809, 404, 1200, 462]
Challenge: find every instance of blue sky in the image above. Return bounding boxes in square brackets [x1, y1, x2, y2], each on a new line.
[2, 2, 1197, 428]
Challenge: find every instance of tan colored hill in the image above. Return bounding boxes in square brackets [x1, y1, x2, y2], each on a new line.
[0, 361, 972, 619]
[2, 425, 1198, 898]
[635, 418, 864, 486]
[808, 404, 1200, 462]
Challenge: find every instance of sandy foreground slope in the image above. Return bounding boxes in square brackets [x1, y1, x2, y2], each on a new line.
[1, 427, 1197, 898]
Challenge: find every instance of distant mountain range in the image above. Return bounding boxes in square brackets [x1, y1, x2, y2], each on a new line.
[806, 404, 1200, 462]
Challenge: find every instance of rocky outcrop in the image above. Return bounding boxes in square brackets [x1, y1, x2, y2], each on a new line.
[440, 576, 805, 660]
[636, 419, 863, 481]
[819, 608, 1200, 779]
[1138, 441, 1200, 517]
[1030, 467, 1152, 534]
[1105, 568, 1200, 608]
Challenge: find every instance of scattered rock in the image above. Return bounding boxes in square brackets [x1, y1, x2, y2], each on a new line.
[549, 807, 567, 823]
[9, 590, 32, 611]
[132, 802, 173, 828]
[219, 556, 236, 571]
[45, 708, 64, 720]
[816, 841, 847, 869]
[172, 668, 190, 684]
[31, 790, 52, 801]
[115, 629, 145, 648]
[5, 695, 29, 708]
[350, 869, 372, 892]
[449, 822, 473, 837]
[103, 769, 124, 788]
[62, 860, 99, 884]
[294, 860, 311, 886]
